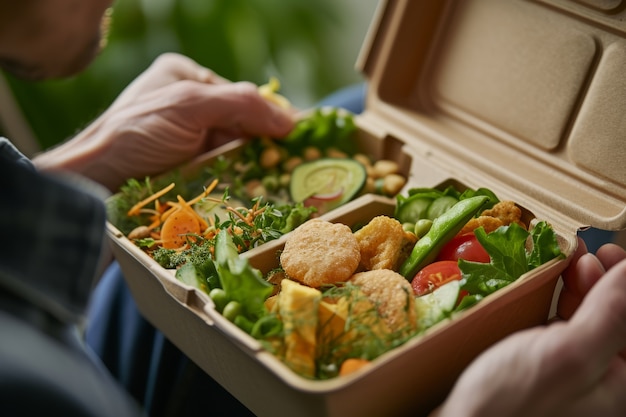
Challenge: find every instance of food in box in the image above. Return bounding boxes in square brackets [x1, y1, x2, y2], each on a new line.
[106, 106, 566, 408]
[106, 0, 626, 414]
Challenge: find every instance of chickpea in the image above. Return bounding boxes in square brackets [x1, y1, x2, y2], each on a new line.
[303, 146, 322, 161]
[282, 156, 303, 173]
[128, 225, 152, 240]
[326, 147, 348, 159]
[364, 177, 377, 193]
[233, 160, 252, 173]
[260, 146, 282, 169]
[353, 153, 372, 168]
[245, 179, 266, 198]
[279, 173, 291, 188]
[382, 174, 407, 196]
[372, 160, 399, 178]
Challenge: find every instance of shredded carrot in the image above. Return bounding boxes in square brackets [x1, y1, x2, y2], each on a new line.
[127, 182, 176, 216]
[147, 216, 162, 230]
[187, 179, 218, 206]
[127, 179, 222, 248]
[159, 179, 218, 223]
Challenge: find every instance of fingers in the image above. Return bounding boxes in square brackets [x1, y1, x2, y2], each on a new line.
[570, 253, 607, 295]
[166, 81, 295, 139]
[566, 259, 626, 368]
[557, 238, 590, 319]
[113, 54, 295, 139]
[110, 53, 228, 110]
[596, 243, 626, 271]
[561, 237, 588, 289]
[557, 241, 626, 320]
[557, 237, 617, 319]
[557, 253, 604, 319]
[144, 53, 229, 85]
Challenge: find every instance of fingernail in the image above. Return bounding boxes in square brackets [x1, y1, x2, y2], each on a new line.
[581, 253, 606, 272]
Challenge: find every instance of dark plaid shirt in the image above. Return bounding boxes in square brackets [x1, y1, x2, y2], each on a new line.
[0, 138, 110, 323]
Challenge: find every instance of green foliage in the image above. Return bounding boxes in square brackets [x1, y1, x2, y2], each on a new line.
[4, 0, 362, 150]
[459, 221, 563, 298]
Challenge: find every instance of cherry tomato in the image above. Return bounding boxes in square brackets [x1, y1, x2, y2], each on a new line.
[411, 260, 462, 296]
[436, 232, 490, 263]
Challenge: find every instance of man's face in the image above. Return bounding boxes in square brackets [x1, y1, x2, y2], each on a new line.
[0, 0, 114, 80]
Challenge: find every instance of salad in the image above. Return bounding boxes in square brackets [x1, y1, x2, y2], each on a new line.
[108, 181, 562, 380]
[105, 83, 562, 380]
[106, 105, 408, 253]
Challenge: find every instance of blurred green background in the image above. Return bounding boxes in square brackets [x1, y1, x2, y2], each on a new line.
[0, 0, 378, 154]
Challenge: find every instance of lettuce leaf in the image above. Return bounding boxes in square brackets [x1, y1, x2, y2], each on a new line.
[458, 221, 563, 300]
[214, 231, 273, 323]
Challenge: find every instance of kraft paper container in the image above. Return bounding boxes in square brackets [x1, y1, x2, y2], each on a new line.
[107, 0, 626, 415]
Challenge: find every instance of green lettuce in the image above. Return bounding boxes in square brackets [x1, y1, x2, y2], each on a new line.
[457, 221, 563, 309]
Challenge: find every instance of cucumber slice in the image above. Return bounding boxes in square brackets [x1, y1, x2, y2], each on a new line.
[395, 196, 433, 224]
[176, 262, 208, 292]
[289, 158, 366, 212]
[426, 196, 459, 220]
[414, 280, 460, 329]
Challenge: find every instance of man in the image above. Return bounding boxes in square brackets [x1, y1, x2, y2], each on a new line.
[0, 1, 292, 416]
[1, 1, 626, 416]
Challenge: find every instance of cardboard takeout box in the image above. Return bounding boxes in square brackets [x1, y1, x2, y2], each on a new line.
[106, 0, 626, 415]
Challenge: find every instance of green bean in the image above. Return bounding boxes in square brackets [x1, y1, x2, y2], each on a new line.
[399, 196, 489, 278]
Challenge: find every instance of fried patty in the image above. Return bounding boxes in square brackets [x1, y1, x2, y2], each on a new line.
[349, 269, 417, 335]
[354, 215, 417, 271]
[280, 219, 360, 288]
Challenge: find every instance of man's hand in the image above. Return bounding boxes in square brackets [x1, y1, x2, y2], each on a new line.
[34, 53, 294, 191]
[432, 238, 626, 417]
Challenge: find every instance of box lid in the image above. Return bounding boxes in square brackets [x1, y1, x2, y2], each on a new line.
[356, 0, 626, 231]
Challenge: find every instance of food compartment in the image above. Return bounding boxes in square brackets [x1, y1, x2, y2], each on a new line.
[106, 100, 580, 415]
[106, 109, 415, 250]
[105, 111, 417, 315]
[104, 0, 626, 414]
[109, 182, 573, 417]
[174, 109, 413, 216]
[240, 191, 573, 415]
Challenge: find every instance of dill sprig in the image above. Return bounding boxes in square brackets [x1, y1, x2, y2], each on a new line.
[313, 283, 419, 380]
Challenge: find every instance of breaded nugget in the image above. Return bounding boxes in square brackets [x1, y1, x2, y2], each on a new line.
[280, 219, 360, 288]
[349, 269, 417, 335]
[354, 215, 417, 271]
[459, 200, 525, 235]
[459, 216, 504, 235]
[482, 200, 525, 228]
